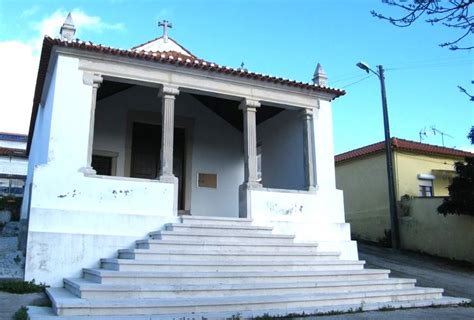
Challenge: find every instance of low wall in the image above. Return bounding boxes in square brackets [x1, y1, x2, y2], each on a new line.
[24, 166, 177, 286]
[400, 197, 474, 263]
[247, 187, 358, 260]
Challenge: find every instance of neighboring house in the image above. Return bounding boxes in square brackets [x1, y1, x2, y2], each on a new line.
[21, 15, 465, 318]
[335, 137, 474, 262]
[0, 132, 28, 197]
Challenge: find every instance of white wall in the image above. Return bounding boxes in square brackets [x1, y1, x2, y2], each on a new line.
[248, 188, 358, 260]
[24, 55, 176, 286]
[257, 110, 305, 190]
[0, 157, 27, 176]
[94, 86, 244, 217]
[0, 140, 26, 149]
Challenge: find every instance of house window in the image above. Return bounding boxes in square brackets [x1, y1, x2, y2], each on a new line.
[92, 155, 113, 176]
[418, 179, 434, 197]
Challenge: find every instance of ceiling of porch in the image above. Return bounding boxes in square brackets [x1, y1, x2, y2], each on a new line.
[97, 80, 283, 131]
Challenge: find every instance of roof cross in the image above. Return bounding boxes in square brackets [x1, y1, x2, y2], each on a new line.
[158, 20, 173, 43]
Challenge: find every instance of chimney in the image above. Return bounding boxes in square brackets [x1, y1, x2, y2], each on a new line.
[60, 12, 76, 41]
[312, 63, 328, 86]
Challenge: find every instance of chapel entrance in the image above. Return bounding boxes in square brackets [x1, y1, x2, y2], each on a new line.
[130, 122, 186, 210]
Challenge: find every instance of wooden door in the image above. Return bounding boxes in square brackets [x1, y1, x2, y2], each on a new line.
[131, 122, 185, 210]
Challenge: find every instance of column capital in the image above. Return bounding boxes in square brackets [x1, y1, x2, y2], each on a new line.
[239, 98, 261, 111]
[300, 108, 314, 118]
[159, 85, 180, 97]
[82, 72, 103, 88]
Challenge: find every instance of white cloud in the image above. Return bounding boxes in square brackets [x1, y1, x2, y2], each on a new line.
[21, 5, 40, 17]
[0, 41, 38, 134]
[0, 9, 125, 134]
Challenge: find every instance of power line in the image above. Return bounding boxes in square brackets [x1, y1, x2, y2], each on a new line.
[341, 75, 373, 88]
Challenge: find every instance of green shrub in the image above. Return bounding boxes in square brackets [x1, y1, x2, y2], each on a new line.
[0, 279, 47, 294]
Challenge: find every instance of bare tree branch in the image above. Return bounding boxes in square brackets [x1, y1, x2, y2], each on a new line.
[372, 0, 474, 50]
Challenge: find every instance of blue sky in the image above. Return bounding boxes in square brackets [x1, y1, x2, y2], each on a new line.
[0, 0, 472, 153]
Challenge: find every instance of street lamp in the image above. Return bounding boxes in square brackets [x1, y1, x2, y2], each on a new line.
[357, 62, 400, 250]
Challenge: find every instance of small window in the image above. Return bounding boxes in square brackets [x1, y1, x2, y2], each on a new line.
[92, 155, 113, 176]
[419, 179, 434, 197]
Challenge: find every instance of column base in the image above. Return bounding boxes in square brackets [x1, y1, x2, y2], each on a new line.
[79, 167, 96, 175]
[159, 174, 178, 184]
[240, 181, 263, 190]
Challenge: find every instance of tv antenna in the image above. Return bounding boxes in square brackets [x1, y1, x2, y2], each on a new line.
[418, 127, 434, 142]
[430, 126, 453, 147]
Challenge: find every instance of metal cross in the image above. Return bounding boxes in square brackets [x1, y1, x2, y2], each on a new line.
[158, 20, 173, 42]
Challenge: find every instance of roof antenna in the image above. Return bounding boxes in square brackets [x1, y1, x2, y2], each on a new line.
[430, 126, 453, 147]
[158, 20, 173, 43]
[60, 12, 76, 41]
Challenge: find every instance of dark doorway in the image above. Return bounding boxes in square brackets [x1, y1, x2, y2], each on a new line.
[130, 122, 186, 210]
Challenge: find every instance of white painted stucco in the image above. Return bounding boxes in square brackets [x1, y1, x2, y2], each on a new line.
[93, 86, 244, 217]
[23, 56, 176, 286]
[0, 157, 27, 176]
[23, 46, 355, 287]
[249, 188, 358, 260]
[257, 109, 306, 191]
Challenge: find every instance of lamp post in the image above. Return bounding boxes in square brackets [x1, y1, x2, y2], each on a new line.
[356, 62, 400, 250]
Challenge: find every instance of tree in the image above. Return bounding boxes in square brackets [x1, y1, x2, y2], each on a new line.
[469, 126, 474, 144]
[372, 0, 474, 50]
[438, 157, 474, 216]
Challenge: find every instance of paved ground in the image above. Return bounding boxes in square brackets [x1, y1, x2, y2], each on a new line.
[307, 243, 474, 320]
[0, 291, 48, 320]
[0, 237, 24, 279]
[358, 243, 474, 301]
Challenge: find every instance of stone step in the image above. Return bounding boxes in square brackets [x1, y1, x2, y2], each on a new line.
[27, 296, 472, 319]
[165, 223, 274, 235]
[64, 277, 416, 300]
[149, 230, 295, 244]
[100, 258, 365, 272]
[82, 269, 391, 285]
[117, 248, 340, 262]
[135, 239, 319, 253]
[47, 287, 444, 316]
[180, 215, 253, 226]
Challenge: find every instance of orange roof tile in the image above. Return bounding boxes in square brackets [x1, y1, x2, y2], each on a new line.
[335, 138, 474, 163]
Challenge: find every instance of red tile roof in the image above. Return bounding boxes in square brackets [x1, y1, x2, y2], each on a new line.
[335, 138, 474, 163]
[27, 36, 345, 154]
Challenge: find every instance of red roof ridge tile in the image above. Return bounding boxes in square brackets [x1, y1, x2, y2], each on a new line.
[335, 137, 474, 163]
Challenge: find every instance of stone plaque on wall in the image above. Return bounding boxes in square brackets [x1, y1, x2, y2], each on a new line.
[198, 173, 217, 188]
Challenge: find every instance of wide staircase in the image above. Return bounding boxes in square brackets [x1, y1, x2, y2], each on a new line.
[31, 216, 468, 319]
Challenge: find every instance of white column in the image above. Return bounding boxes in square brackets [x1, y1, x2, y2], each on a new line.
[313, 98, 336, 190]
[158, 85, 179, 183]
[80, 72, 103, 175]
[301, 108, 317, 191]
[239, 98, 262, 189]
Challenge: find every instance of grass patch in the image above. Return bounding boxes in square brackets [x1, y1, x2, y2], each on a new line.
[0, 279, 47, 294]
[13, 306, 28, 320]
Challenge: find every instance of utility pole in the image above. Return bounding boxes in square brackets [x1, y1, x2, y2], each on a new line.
[378, 65, 400, 250]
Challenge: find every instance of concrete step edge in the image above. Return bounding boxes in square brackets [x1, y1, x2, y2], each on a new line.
[27, 297, 472, 319]
[64, 277, 416, 291]
[101, 258, 363, 266]
[149, 230, 295, 238]
[82, 268, 391, 278]
[167, 223, 273, 231]
[136, 238, 318, 246]
[48, 287, 444, 308]
[117, 249, 339, 256]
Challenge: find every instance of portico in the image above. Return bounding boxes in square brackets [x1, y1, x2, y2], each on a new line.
[21, 20, 356, 288]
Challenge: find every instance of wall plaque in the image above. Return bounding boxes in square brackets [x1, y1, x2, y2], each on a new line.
[198, 173, 217, 188]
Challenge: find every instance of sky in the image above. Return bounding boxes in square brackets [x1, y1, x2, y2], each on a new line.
[0, 0, 472, 154]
